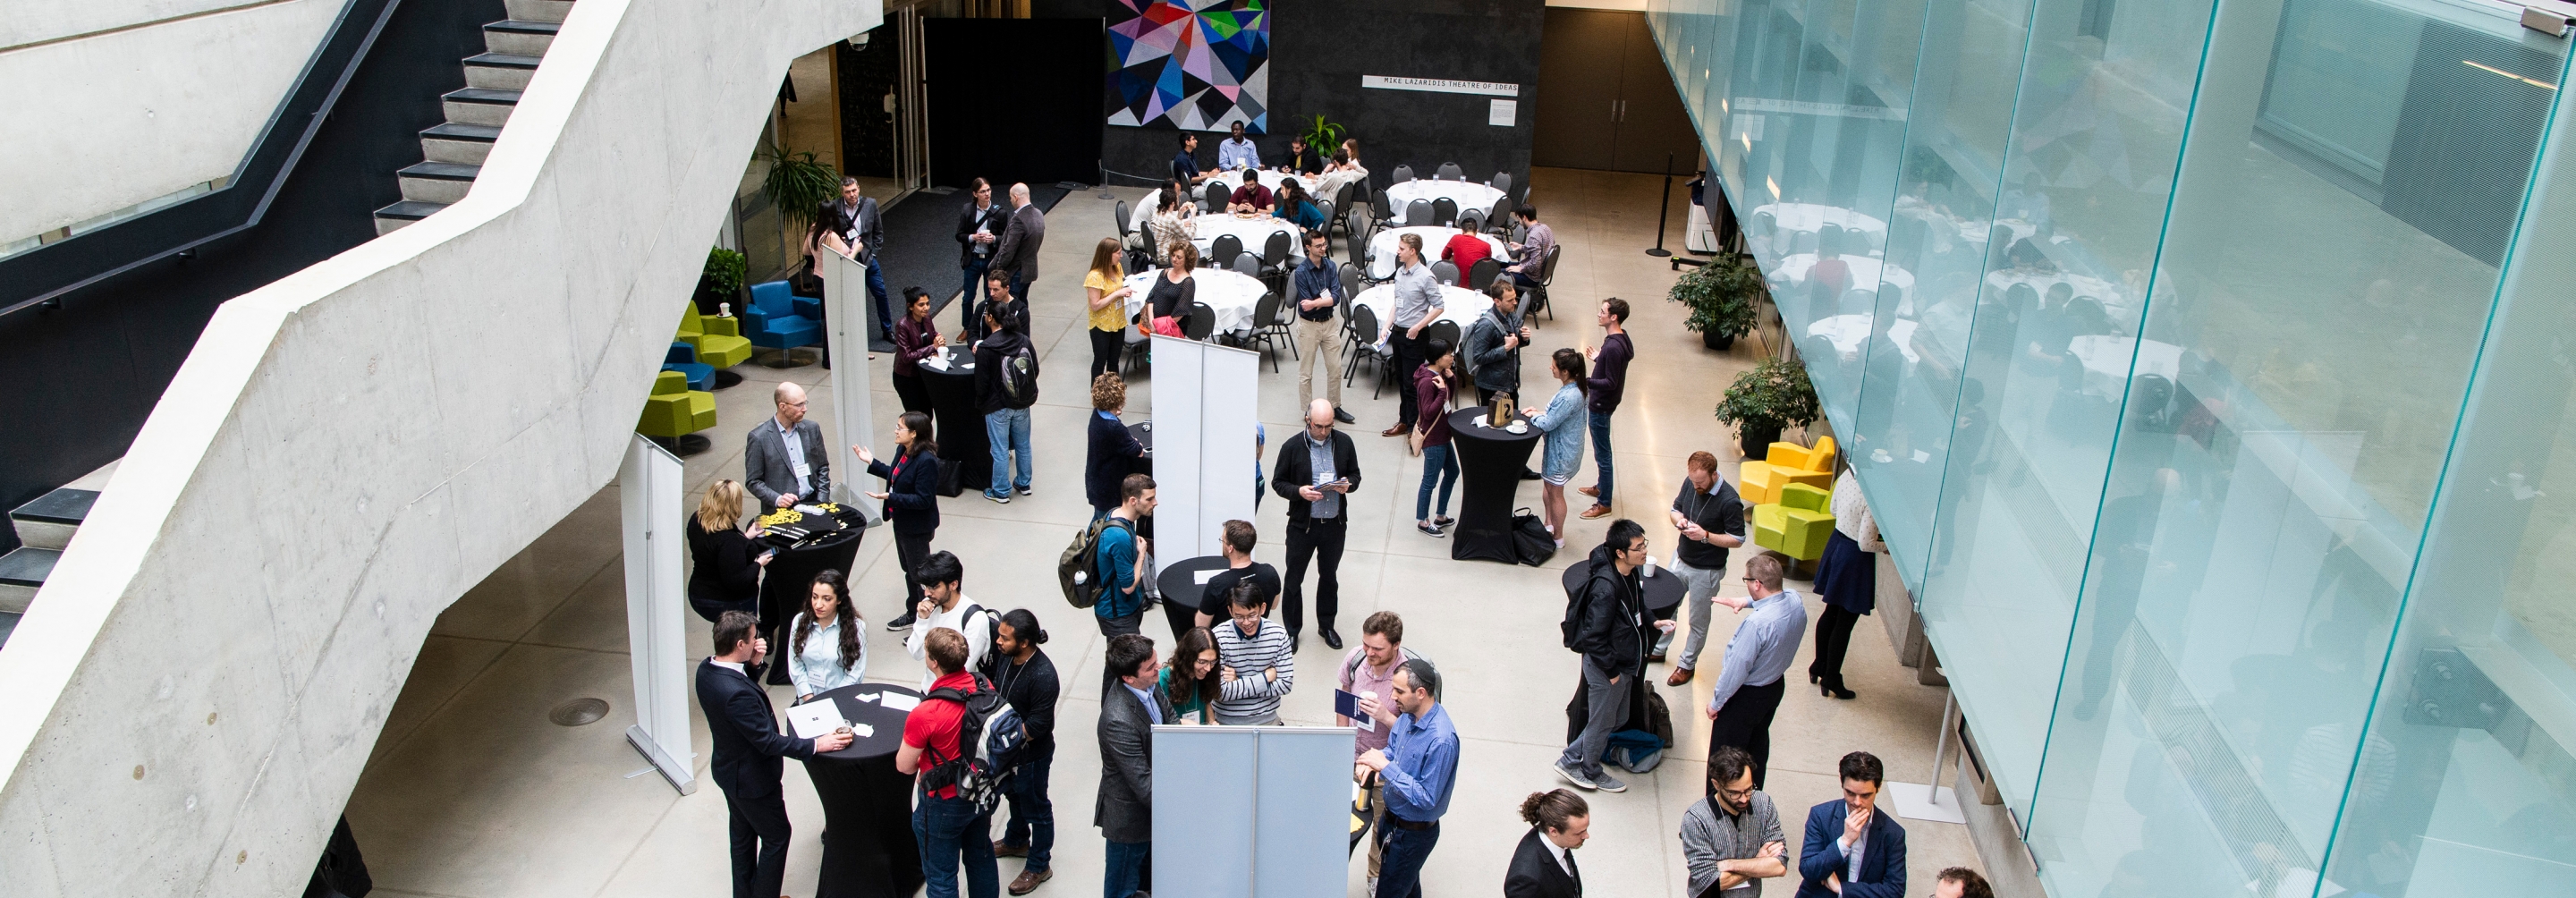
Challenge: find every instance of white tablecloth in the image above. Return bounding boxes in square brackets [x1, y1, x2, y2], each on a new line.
[1807, 314, 1920, 364]
[1368, 226, 1507, 280]
[1180, 214, 1304, 261]
[1751, 203, 1887, 237]
[2069, 335, 2182, 398]
[1137, 171, 1319, 224]
[1773, 253, 1914, 294]
[1381, 180, 1506, 221]
[1352, 284, 1491, 347]
[1123, 267, 1269, 335]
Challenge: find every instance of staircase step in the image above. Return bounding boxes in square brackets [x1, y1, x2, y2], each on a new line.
[10, 488, 97, 551]
[0, 546, 59, 614]
[374, 200, 450, 235]
[0, 612, 19, 649]
[442, 87, 521, 127]
[504, 0, 574, 24]
[420, 122, 502, 165]
[483, 19, 559, 55]
[398, 162, 481, 203]
[462, 52, 543, 90]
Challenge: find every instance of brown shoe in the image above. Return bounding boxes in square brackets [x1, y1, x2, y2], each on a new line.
[993, 841, 1028, 858]
[1009, 868, 1053, 895]
[1380, 423, 1410, 437]
[1578, 485, 1600, 497]
[1666, 666, 1695, 686]
[1580, 504, 1612, 519]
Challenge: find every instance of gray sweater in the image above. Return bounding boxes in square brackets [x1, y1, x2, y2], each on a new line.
[1681, 791, 1784, 897]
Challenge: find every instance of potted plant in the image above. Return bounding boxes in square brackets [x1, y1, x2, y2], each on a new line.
[759, 140, 842, 232]
[1668, 252, 1763, 350]
[698, 246, 747, 315]
[1296, 113, 1346, 155]
[1715, 356, 1821, 457]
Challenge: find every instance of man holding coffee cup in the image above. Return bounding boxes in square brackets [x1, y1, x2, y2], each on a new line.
[1338, 612, 1420, 888]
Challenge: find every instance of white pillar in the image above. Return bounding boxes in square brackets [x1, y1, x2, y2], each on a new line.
[821, 250, 883, 522]
[620, 436, 697, 794]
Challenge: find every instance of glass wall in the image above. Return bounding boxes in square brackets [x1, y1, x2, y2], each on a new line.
[1647, 0, 2576, 894]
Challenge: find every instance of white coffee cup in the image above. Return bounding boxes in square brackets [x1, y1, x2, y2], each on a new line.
[1645, 555, 1659, 578]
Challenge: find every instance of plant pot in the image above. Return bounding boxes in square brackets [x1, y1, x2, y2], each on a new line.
[1737, 421, 1783, 458]
[1703, 329, 1735, 351]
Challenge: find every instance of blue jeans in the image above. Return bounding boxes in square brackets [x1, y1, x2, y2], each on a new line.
[1000, 753, 1055, 872]
[1588, 412, 1614, 504]
[1376, 821, 1440, 898]
[913, 794, 999, 898]
[1104, 839, 1149, 898]
[985, 408, 1032, 496]
[1415, 444, 1458, 521]
[864, 258, 894, 339]
[962, 258, 991, 338]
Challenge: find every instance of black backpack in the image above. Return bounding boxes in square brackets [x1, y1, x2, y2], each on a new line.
[1001, 342, 1040, 408]
[1561, 559, 1596, 649]
[921, 673, 1009, 815]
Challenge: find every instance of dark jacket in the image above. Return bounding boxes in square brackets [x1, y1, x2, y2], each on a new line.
[973, 329, 1039, 414]
[1283, 145, 1325, 176]
[866, 447, 941, 535]
[893, 314, 939, 378]
[695, 659, 816, 800]
[744, 417, 832, 507]
[1584, 332, 1633, 414]
[1794, 801, 1906, 898]
[956, 199, 1009, 267]
[684, 517, 762, 619]
[1270, 428, 1362, 526]
[1465, 306, 1524, 394]
[1571, 545, 1648, 678]
[992, 202, 1047, 280]
[1087, 411, 1146, 510]
[820, 196, 884, 262]
[983, 648, 1061, 766]
[1096, 679, 1172, 843]
[1504, 827, 1583, 898]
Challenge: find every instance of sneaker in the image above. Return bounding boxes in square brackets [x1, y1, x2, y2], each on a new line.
[1593, 772, 1629, 793]
[1417, 521, 1445, 537]
[1016, 485, 1033, 496]
[1335, 407, 1356, 424]
[1553, 759, 1597, 791]
[888, 613, 917, 631]
[985, 492, 1012, 504]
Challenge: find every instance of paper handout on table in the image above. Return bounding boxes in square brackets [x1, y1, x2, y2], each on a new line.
[1195, 569, 1222, 585]
[786, 701, 849, 740]
[880, 692, 922, 713]
[921, 354, 951, 371]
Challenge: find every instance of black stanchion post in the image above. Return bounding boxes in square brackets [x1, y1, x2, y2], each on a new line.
[1646, 152, 1674, 258]
[1097, 160, 1115, 199]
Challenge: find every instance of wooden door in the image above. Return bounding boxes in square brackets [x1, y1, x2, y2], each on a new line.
[1609, 13, 1706, 174]
[1534, 7, 1626, 171]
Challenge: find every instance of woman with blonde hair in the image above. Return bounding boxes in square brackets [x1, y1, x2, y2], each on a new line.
[1086, 237, 1137, 379]
[685, 479, 772, 623]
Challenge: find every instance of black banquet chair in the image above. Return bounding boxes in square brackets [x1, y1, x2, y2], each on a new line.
[1405, 199, 1434, 227]
[1430, 260, 1460, 285]
[1391, 165, 1415, 184]
[1436, 162, 1463, 181]
[1210, 233, 1245, 269]
[1431, 198, 1459, 227]
[1204, 180, 1231, 214]
[1183, 301, 1217, 341]
[1467, 258, 1501, 292]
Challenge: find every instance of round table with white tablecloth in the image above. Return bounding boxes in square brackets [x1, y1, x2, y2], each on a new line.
[1136, 171, 1319, 224]
[1381, 179, 1506, 222]
[1179, 213, 1304, 264]
[1772, 252, 1914, 296]
[1750, 203, 1888, 239]
[1122, 267, 1270, 336]
[1368, 226, 1507, 281]
[2068, 335, 2182, 399]
[1807, 314, 1920, 364]
[1352, 284, 1491, 348]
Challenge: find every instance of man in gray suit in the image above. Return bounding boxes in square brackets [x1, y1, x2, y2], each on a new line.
[1097, 633, 1165, 898]
[991, 182, 1047, 304]
[745, 382, 833, 509]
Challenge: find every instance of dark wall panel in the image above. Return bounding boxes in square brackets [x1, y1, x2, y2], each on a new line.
[838, 30, 899, 178]
[924, 18, 1106, 188]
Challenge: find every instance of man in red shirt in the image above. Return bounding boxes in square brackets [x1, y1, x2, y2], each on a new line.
[900, 628, 1000, 898]
[1226, 167, 1275, 214]
[1441, 231, 1492, 283]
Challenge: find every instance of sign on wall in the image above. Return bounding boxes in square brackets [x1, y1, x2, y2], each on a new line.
[1360, 75, 1521, 97]
[1108, 1, 1272, 131]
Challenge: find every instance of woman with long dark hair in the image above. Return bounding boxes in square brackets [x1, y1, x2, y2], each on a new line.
[1524, 348, 1589, 547]
[858, 410, 941, 630]
[787, 570, 864, 702]
[891, 287, 944, 412]
[1157, 626, 1221, 724]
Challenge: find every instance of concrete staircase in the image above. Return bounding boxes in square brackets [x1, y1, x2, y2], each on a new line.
[373, 0, 572, 234]
[0, 461, 118, 647]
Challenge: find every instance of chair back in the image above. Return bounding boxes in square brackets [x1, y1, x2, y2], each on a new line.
[1204, 181, 1231, 213]
[677, 306, 706, 339]
[1436, 162, 1463, 181]
[1431, 198, 1458, 227]
[1750, 211, 1777, 239]
[1490, 199, 1515, 233]
[1457, 210, 1483, 235]
[1337, 263, 1361, 314]
[1347, 210, 1371, 266]
[1391, 165, 1415, 183]
[1780, 483, 1832, 513]
[1333, 181, 1356, 216]
[1315, 199, 1335, 229]
[1183, 301, 1216, 340]
[1405, 199, 1433, 226]
[1491, 171, 1512, 197]
[1262, 230, 1292, 266]
[1211, 233, 1245, 268]
[1253, 291, 1283, 329]
[1538, 244, 1562, 285]
[1807, 436, 1838, 471]
[1232, 253, 1262, 278]
[1114, 199, 1131, 235]
[1430, 260, 1460, 285]
[748, 281, 796, 318]
[1349, 303, 1379, 343]
[666, 342, 696, 364]
[1467, 258, 1502, 291]
[653, 370, 689, 395]
[1425, 319, 1462, 354]
[1791, 230, 1819, 255]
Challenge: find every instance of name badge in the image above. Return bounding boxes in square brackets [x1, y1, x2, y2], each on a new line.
[792, 460, 812, 479]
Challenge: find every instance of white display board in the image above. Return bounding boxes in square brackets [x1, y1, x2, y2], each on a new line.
[618, 436, 696, 794]
[1153, 725, 1356, 897]
[1148, 335, 1262, 562]
[820, 250, 884, 522]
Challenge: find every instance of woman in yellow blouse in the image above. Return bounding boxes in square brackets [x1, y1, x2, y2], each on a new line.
[1085, 237, 1137, 378]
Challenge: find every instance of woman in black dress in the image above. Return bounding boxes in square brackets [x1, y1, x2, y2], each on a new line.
[1144, 241, 1199, 335]
[684, 479, 771, 623]
[858, 410, 942, 630]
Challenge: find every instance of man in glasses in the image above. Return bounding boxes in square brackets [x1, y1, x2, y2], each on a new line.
[1272, 399, 1362, 651]
[1705, 553, 1806, 793]
[1792, 751, 1905, 898]
[1682, 745, 1785, 898]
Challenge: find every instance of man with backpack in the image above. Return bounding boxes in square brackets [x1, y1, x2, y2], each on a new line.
[1555, 520, 1674, 793]
[1089, 475, 1157, 636]
[906, 552, 993, 692]
[975, 293, 1040, 504]
[899, 627, 1004, 898]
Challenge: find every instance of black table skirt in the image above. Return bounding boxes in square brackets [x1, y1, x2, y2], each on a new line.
[761, 526, 865, 648]
[802, 683, 928, 898]
[1155, 555, 1231, 642]
[919, 349, 987, 495]
[1445, 408, 1542, 563]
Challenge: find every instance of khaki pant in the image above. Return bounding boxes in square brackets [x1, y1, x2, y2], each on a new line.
[1294, 315, 1343, 410]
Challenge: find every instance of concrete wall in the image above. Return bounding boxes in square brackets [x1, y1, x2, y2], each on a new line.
[0, 0, 343, 241]
[0, 0, 878, 893]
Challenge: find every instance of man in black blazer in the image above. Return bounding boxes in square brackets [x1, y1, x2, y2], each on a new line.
[1096, 633, 1167, 898]
[820, 177, 895, 343]
[1795, 752, 1906, 898]
[696, 611, 852, 898]
[1271, 398, 1362, 650]
[990, 182, 1047, 304]
[954, 178, 1010, 340]
[1504, 789, 1589, 898]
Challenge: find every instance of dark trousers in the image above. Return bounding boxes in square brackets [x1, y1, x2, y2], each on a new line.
[863, 258, 895, 340]
[722, 784, 792, 898]
[1375, 821, 1440, 898]
[894, 372, 933, 413]
[1587, 412, 1615, 504]
[1283, 516, 1348, 636]
[1090, 326, 1123, 380]
[1000, 752, 1055, 872]
[1009, 269, 1031, 304]
[1708, 677, 1788, 792]
[914, 794, 999, 898]
[1096, 610, 1144, 638]
[895, 529, 934, 614]
[1811, 605, 1861, 691]
[1104, 839, 1149, 898]
[962, 258, 992, 338]
[1390, 331, 1424, 426]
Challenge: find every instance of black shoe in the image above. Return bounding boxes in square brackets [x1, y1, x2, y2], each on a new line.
[1288, 631, 1301, 653]
[1334, 406, 1356, 424]
[1520, 469, 1542, 481]
[1824, 683, 1856, 700]
[888, 613, 917, 631]
[1320, 628, 1343, 650]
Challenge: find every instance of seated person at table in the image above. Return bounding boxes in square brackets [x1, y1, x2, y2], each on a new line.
[1505, 204, 1556, 291]
[1145, 243, 1199, 334]
[1316, 148, 1370, 202]
[1217, 120, 1262, 171]
[1442, 230, 1493, 277]
[1148, 183, 1196, 251]
[1172, 132, 1210, 186]
[1274, 181, 1325, 232]
[1279, 133, 1323, 176]
[1227, 168, 1275, 215]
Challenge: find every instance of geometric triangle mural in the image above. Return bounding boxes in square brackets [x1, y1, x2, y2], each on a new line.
[1106, 0, 1269, 132]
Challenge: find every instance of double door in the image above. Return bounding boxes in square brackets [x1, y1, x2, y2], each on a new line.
[1533, 8, 1704, 174]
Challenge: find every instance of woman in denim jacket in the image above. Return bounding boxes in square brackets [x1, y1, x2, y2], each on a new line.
[1523, 347, 1590, 547]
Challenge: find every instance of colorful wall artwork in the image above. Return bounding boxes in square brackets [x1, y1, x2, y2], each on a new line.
[1106, 0, 1270, 131]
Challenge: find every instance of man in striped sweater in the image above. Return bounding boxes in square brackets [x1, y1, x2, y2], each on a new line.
[1212, 580, 1296, 724]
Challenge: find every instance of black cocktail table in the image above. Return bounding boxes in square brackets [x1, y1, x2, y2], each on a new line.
[1556, 560, 1689, 613]
[801, 682, 929, 898]
[1445, 407, 1543, 563]
[917, 347, 987, 495]
[1154, 554, 1232, 642]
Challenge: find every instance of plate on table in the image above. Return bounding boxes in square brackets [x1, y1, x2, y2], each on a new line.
[1505, 422, 1529, 435]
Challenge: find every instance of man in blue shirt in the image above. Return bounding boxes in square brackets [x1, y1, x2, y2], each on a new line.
[1707, 553, 1808, 792]
[1356, 658, 1458, 898]
[1290, 232, 1351, 423]
[1094, 474, 1157, 636]
[1217, 120, 1262, 171]
[1172, 132, 1208, 187]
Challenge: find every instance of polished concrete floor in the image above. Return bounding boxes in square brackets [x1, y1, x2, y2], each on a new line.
[343, 167, 1979, 897]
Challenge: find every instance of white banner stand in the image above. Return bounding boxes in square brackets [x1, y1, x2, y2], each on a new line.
[820, 250, 883, 523]
[1886, 690, 1964, 823]
[1148, 335, 1261, 561]
[619, 435, 697, 794]
[1153, 725, 1355, 897]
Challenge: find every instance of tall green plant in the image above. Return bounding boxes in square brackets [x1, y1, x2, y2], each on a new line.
[1667, 253, 1763, 339]
[759, 140, 841, 232]
[1715, 357, 1821, 433]
[1296, 114, 1345, 153]
[703, 246, 747, 296]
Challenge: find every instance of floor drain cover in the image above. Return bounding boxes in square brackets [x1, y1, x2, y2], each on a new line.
[548, 698, 610, 726]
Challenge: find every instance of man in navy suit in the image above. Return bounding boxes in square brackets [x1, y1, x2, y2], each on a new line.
[697, 610, 853, 898]
[1795, 751, 1905, 898]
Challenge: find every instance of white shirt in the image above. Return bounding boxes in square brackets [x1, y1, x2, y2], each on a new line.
[774, 416, 810, 498]
[787, 612, 867, 697]
[903, 596, 992, 691]
[1545, 839, 1576, 879]
[711, 658, 748, 676]
[1843, 824, 1867, 882]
